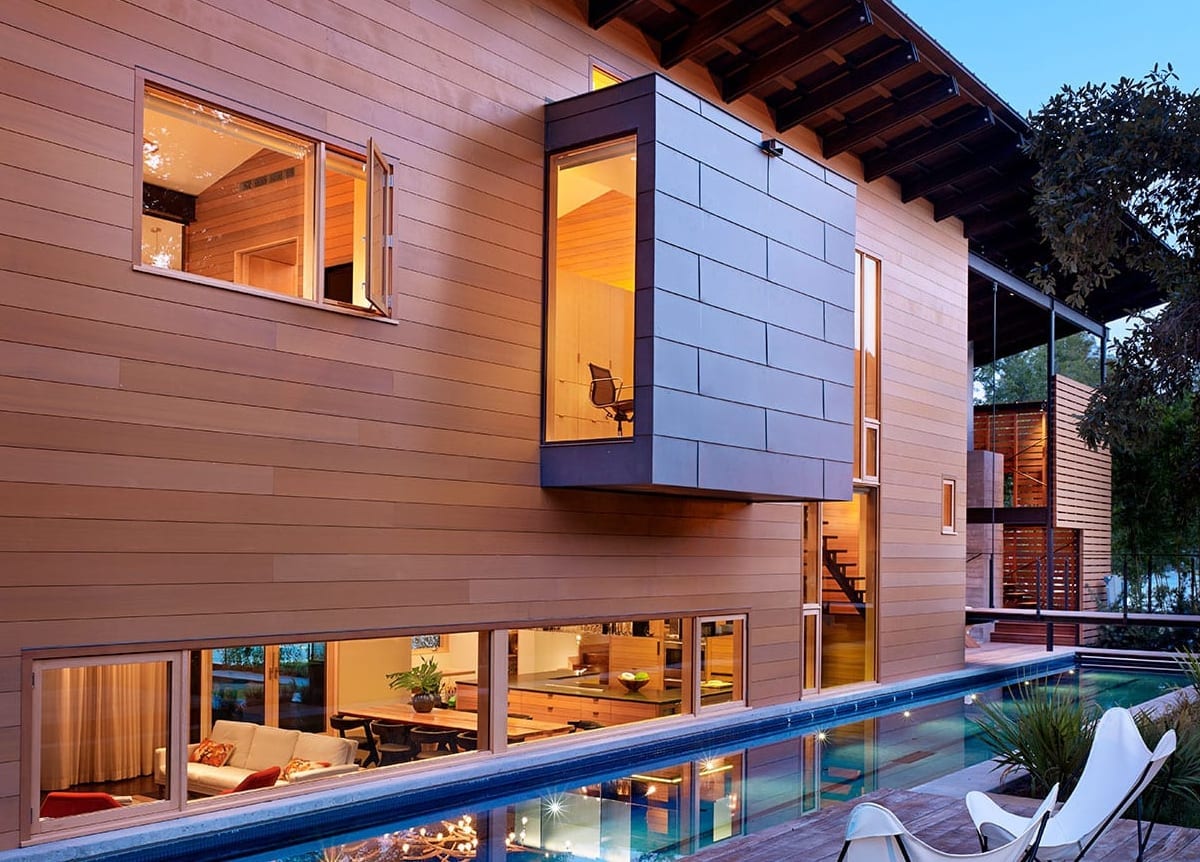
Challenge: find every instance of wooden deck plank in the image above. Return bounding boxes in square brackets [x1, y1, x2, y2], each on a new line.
[694, 788, 1200, 862]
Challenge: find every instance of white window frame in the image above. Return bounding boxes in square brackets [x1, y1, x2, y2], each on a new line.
[135, 75, 395, 321]
[24, 651, 188, 842]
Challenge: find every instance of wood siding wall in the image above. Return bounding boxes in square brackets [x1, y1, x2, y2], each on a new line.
[0, 0, 970, 845]
[1053, 374, 1112, 613]
[854, 177, 970, 683]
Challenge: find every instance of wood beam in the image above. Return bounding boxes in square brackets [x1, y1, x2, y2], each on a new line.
[772, 39, 918, 133]
[660, 1, 784, 69]
[900, 137, 1024, 202]
[961, 198, 1033, 236]
[720, 1, 872, 103]
[821, 74, 958, 159]
[934, 171, 1028, 221]
[862, 106, 993, 181]
[588, 0, 638, 29]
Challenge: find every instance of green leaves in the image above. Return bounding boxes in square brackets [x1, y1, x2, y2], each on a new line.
[974, 687, 1098, 797]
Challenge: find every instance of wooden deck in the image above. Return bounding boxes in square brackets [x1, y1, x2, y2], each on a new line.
[693, 788, 1200, 861]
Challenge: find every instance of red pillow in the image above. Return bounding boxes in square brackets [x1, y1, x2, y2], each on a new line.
[226, 765, 282, 794]
[190, 738, 236, 767]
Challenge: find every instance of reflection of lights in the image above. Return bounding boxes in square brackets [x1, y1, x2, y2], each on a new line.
[817, 731, 827, 742]
[644, 785, 656, 796]
[902, 710, 912, 719]
[318, 813, 482, 861]
[142, 137, 162, 171]
[1068, 668, 1076, 675]
[543, 793, 568, 819]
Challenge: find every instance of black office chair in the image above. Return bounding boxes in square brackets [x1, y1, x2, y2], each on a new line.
[588, 363, 634, 436]
[371, 720, 418, 766]
[330, 714, 379, 768]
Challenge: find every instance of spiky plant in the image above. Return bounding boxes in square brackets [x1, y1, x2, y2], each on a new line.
[973, 686, 1099, 797]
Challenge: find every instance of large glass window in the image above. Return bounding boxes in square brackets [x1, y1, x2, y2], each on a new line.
[820, 488, 878, 687]
[140, 83, 391, 315]
[506, 619, 686, 740]
[854, 252, 881, 482]
[31, 654, 179, 834]
[545, 136, 637, 441]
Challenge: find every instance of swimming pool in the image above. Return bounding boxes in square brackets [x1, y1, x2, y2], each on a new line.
[228, 664, 1186, 862]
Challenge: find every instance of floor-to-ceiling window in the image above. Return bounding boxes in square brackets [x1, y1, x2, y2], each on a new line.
[811, 251, 880, 690]
[544, 136, 637, 441]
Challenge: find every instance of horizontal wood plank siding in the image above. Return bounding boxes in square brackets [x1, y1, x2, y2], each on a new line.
[1054, 375, 1111, 618]
[0, 0, 974, 845]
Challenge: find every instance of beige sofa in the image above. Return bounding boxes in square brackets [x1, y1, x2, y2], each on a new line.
[155, 719, 358, 796]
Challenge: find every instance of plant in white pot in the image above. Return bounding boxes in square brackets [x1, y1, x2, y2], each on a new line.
[386, 656, 443, 713]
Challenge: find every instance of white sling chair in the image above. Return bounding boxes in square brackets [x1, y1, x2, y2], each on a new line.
[837, 785, 1057, 862]
[966, 706, 1176, 862]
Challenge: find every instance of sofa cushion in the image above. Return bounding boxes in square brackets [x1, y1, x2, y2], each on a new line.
[186, 762, 253, 796]
[190, 738, 236, 767]
[244, 725, 300, 771]
[281, 757, 331, 782]
[293, 733, 356, 765]
[210, 720, 259, 770]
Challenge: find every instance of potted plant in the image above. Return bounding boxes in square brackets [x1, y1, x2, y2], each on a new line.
[386, 656, 443, 713]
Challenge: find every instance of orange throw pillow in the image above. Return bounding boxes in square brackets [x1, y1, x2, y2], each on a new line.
[190, 738, 236, 767]
[281, 757, 331, 781]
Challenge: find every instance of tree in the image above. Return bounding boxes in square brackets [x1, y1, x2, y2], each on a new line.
[975, 333, 1101, 405]
[1027, 68, 1200, 554]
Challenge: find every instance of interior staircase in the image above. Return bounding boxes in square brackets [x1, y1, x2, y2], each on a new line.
[822, 535, 866, 617]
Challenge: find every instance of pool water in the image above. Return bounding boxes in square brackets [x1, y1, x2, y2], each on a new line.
[238, 667, 1186, 862]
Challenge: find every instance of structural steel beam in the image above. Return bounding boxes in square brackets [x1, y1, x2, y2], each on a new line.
[968, 252, 1106, 337]
[720, 1, 872, 102]
[862, 106, 993, 181]
[821, 74, 959, 159]
[772, 39, 918, 132]
[660, 0, 784, 68]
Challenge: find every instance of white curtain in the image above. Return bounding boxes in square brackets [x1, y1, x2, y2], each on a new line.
[40, 661, 170, 790]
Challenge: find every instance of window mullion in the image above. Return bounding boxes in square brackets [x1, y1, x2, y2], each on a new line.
[312, 141, 327, 304]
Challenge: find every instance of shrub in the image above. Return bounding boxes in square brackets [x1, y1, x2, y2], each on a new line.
[974, 686, 1098, 797]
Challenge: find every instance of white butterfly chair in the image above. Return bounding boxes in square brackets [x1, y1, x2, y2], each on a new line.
[837, 785, 1057, 862]
[966, 706, 1176, 862]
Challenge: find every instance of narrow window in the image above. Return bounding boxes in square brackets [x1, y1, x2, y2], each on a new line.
[140, 83, 392, 315]
[942, 478, 957, 534]
[854, 251, 881, 483]
[545, 136, 637, 441]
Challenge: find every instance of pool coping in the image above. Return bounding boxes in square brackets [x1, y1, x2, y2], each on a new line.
[2, 650, 1076, 862]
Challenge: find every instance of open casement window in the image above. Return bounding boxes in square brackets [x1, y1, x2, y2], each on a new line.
[366, 138, 394, 315]
[140, 83, 392, 316]
[27, 652, 186, 839]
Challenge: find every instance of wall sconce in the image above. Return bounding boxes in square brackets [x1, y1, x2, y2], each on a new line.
[760, 138, 784, 157]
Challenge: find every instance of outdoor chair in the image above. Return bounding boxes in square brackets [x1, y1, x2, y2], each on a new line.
[838, 784, 1056, 862]
[966, 706, 1176, 862]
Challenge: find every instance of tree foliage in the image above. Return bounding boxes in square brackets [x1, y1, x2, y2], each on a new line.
[1027, 68, 1200, 553]
[974, 333, 1101, 405]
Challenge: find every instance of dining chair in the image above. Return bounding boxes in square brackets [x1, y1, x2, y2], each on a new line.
[330, 714, 380, 768]
[409, 727, 460, 759]
[372, 720, 418, 766]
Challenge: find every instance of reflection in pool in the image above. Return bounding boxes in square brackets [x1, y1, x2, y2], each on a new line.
[247, 667, 1184, 862]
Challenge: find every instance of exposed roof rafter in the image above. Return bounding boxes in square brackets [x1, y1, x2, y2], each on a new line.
[588, 0, 637, 30]
[900, 137, 1024, 202]
[822, 74, 958, 159]
[862, 105, 993, 181]
[720, 1, 872, 102]
[934, 172, 1028, 222]
[660, 1, 785, 69]
[771, 38, 918, 132]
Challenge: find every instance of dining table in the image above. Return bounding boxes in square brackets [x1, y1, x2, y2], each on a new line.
[341, 703, 573, 742]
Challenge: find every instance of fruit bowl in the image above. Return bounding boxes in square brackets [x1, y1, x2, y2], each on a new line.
[618, 677, 648, 693]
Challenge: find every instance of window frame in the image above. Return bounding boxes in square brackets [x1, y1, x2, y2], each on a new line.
[24, 651, 188, 842]
[942, 477, 958, 535]
[133, 73, 395, 322]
